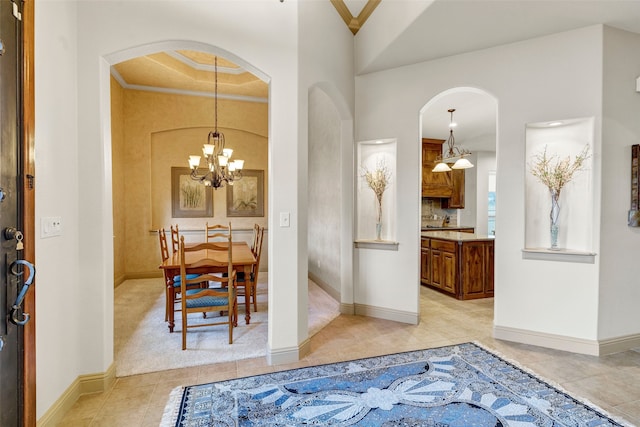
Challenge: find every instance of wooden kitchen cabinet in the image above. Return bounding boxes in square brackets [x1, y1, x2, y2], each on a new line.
[420, 233, 494, 300]
[441, 169, 465, 209]
[420, 239, 430, 284]
[430, 239, 457, 294]
[422, 138, 465, 206]
[422, 139, 452, 198]
[460, 241, 494, 298]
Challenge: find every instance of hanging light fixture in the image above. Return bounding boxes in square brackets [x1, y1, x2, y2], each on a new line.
[187, 56, 244, 188]
[432, 108, 474, 172]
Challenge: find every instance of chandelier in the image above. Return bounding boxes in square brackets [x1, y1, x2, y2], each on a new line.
[187, 56, 244, 188]
[432, 108, 474, 172]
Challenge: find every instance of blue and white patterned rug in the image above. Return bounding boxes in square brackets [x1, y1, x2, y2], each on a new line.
[160, 342, 628, 426]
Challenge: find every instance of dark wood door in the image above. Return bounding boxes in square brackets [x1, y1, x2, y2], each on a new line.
[0, 2, 24, 425]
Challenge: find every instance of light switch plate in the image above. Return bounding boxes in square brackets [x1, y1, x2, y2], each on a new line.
[279, 212, 290, 227]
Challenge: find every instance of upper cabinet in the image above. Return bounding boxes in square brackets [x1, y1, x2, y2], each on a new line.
[442, 169, 465, 209]
[422, 139, 452, 198]
[422, 138, 465, 208]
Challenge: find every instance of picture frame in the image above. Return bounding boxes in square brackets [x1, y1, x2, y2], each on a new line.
[226, 169, 264, 217]
[171, 167, 213, 218]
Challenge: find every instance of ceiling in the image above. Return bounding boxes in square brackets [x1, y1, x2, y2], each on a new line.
[112, 1, 640, 154]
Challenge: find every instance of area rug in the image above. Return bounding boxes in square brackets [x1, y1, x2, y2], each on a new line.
[114, 277, 340, 377]
[160, 342, 629, 426]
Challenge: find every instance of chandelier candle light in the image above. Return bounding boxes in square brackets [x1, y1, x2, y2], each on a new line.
[432, 108, 474, 172]
[188, 56, 244, 189]
[529, 145, 590, 250]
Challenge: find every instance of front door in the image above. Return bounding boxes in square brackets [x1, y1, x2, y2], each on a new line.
[0, 1, 25, 425]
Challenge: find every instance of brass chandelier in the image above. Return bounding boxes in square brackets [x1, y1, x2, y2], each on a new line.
[187, 56, 244, 189]
[432, 108, 474, 172]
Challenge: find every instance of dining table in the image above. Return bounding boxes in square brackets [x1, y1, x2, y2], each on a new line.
[159, 241, 257, 332]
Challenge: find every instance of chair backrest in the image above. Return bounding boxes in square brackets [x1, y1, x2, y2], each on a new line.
[205, 222, 230, 242]
[179, 230, 234, 290]
[250, 223, 260, 253]
[170, 224, 180, 254]
[253, 225, 264, 259]
[158, 228, 169, 262]
[252, 225, 265, 276]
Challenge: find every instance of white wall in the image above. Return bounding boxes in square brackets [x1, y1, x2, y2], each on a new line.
[35, 1, 82, 417]
[34, 0, 354, 419]
[299, 1, 356, 323]
[599, 26, 640, 339]
[355, 26, 605, 341]
[308, 87, 342, 296]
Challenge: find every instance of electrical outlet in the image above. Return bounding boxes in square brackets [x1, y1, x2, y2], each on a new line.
[41, 216, 62, 238]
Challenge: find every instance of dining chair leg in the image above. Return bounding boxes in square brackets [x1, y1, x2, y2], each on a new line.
[165, 286, 169, 322]
[252, 282, 258, 312]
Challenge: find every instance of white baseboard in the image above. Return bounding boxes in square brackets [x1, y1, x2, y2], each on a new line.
[267, 339, 310, 365]
[340, 302, 355, 315]
[37, 364, 116, 427]
[354, 303, 419, 325]
[598, 333, 640, 355]
[308, 272, 340, 301]
[494, 325, 640, 356]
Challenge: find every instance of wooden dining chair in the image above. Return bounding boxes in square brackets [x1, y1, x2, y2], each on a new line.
[170, 224, 180, 254]
[179, 235, 237, 349]
[250, 223, 260, 254]
[158, 228, 201, 323]
[237, 225, 264, 312]
[205, 222, 229, 242]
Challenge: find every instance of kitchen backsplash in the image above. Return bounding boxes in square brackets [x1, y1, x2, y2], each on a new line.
[421, 198, 458, 227]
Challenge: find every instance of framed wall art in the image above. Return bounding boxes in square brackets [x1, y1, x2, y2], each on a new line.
[226, 169, 264, 217]
[171, 167, 213, 218]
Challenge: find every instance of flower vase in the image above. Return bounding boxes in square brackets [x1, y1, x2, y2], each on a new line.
[375, 199, 383, 241]
[549, 190, 560, 250]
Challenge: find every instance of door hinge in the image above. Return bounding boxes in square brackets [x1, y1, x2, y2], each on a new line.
[12, 2, 22, 21]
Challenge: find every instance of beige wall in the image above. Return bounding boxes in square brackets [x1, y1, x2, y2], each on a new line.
[114, 87, 268, 279]
[111, 76, 126, 286]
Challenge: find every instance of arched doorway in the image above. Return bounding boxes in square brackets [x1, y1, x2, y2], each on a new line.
[103, 41, 271, 372]
[419, 87, 498, 317]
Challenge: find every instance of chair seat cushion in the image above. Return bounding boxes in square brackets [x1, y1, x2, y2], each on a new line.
[184, 289, 229, 308]
[172, 274, 200, 286]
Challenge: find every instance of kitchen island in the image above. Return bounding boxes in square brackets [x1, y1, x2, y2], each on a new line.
[421, 231, 494, 300]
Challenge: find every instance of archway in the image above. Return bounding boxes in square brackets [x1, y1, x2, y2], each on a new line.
[419, 87, 498, 313]
[101, 41, 273, 371]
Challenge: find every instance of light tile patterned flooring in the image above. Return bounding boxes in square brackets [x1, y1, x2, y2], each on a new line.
[58, 285, 640, 426]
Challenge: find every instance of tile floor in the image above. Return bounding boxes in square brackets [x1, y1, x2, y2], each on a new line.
[58, 285, 640, 426]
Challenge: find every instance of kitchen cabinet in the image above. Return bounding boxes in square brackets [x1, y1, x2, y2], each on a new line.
[441, 169, 465, 209]
[420, 231, 494, 300]
[422, 139, 452, 198]
[420, 239, 430, 284]
[422, 138, 465, 207]
[460, 241, 494, 298]
[430, 239, 457, 294]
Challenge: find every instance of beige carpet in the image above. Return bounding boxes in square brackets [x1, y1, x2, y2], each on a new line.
[114, 277, 340, 377]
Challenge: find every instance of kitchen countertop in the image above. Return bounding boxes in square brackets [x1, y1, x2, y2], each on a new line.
[421, 230, 495, 242]
[420, 226, 474, 232]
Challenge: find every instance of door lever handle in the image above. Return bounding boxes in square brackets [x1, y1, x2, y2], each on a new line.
[9, 260, 35, 326]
